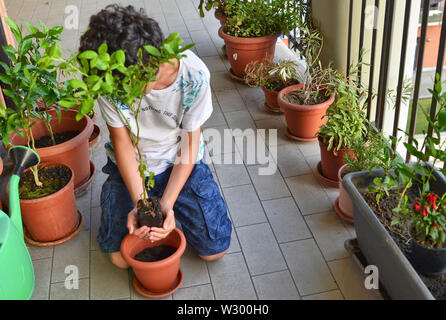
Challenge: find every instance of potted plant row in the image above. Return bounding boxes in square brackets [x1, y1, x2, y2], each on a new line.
[217, 0, 304, 81]
[244, 58, 301, 113]
[0, 19, 89, 245]
[56, 33, 193, 298]
[343, 75, 446, 299]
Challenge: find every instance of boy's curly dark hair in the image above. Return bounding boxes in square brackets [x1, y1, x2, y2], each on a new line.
[79, 5, 164, 66]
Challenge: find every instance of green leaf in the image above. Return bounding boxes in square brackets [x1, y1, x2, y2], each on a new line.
[4, 17, 21, 41]
[114, 50, 125, 65]
[439, 110, 446, 131]
[98, 43, 108, 55]
[78, 50, 98, 60]
[144, 45, 161, 57]
[69, 78, 88, 91]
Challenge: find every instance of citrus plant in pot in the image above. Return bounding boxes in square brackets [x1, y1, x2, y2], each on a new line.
[219, 0, 304, 81]
[2, 19, 94, 195]
[343, 75, 446, 299]
[59, 33, 193, 297]
[0, 19, 81, 245]
[244, 58, 301, 113]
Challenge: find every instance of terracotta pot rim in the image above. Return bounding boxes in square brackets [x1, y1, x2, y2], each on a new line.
[278, 84, 334, 112]
[261, 86, 280, 94]
[10, 109, 93, 153]
[19, 163, 74, 204]
[218, 27, 280, 42]
[121, 228, 187, 268]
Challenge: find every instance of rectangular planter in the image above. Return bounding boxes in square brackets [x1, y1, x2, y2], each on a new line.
[343, 167, 446, 300]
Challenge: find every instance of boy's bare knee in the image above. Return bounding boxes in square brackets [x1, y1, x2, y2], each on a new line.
[108, 252, 129, 269]
[199, 250, 228, 262]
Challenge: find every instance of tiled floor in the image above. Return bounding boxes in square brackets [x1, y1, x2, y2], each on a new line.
[4, 0, 383, 300]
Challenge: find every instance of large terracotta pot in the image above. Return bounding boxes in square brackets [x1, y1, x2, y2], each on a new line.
[278, 84, 335, 142]
[121, 228, 186, 298]
[318, 138, 355, 187]
[10, 109, 93, 190]
[218, 27, 278, 79]
[20, 163, 79, 243]
[262, 86, 282, 113]
[215, 10, 227, 28]
[335, 164, 354, 223]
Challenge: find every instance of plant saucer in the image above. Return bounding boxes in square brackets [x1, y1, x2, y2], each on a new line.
[132, 269, 184, 299]
[228, 68, 245, 82]
[74, 161, 96, 197]
[264, 102, 283, 114]
[24, 210, 83, 246]
[285, 128, 318, 142]
[315, 161, 340, 188]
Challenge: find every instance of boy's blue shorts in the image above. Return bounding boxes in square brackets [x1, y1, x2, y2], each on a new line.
[97, 157, 232, 256]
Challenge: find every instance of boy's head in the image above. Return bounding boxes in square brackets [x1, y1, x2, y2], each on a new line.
[79, 5, 164, 66]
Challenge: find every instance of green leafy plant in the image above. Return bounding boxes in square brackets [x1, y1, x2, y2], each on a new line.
[55, 33, 195, 204]
[198, 0, 226, 18]
[0, 18, 68, 186]
[244, 58, 301, 91]
[223, 0, 304, 38]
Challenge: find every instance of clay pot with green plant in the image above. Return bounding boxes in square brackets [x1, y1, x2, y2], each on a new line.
[245, 58, 301, 113]
[218, 0, 304, 80]
[316, 63, 369, 187]
[0, 19, 82, 244]
[198, 0, 227, 27]
[56, 32, 193, 295]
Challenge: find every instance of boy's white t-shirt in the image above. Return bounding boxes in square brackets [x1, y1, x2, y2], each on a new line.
[97, 50, 212, 175]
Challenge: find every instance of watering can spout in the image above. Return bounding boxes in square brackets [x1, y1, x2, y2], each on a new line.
[7, 146, 40, 237]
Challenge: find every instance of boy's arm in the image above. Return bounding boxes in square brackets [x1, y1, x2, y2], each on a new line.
[107, 124, 151, 239]
[148, 126, 202, 241]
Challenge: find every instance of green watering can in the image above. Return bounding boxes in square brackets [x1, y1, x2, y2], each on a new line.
[0, 146, 40, 300]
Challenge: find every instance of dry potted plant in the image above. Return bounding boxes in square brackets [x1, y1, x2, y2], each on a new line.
[244, 58, 302, 113]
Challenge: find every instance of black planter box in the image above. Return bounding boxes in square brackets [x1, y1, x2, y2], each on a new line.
[343, 167, 446, 300]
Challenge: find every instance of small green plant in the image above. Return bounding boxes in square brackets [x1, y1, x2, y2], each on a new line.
[223, 0, 304, 38]
[198, 0, 226, 18]
[0, 18, 68, 186]
[244, 58, 301, 91]
[55, 33, 195, 204]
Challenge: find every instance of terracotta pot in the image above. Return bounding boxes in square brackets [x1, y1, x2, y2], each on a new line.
[278, 84, 335, 142]
[121, 228, 186, 295]
[218, 27, 278, 78]
[9, 109, 93, 189]
[261, 86, 282, 113]
[89, 124, 101, 148]
[20, 163, 79, 242]
[336, 164, 354, 223]
[318, 138, 355, 183]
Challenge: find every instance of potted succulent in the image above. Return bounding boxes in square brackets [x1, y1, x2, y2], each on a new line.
[58, 33, 193, 297]
[316, 63, 369, 187]
[277, 27, 337, 141]
[343, 75, 446, 299]
[218, 0, 304, 80]
[3, 19, 94, 195]
[244, 58, 301, 113]
[0, 19, 81, 245]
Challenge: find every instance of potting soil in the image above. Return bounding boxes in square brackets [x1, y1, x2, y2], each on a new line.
[34, 131, 80, 148]
[134, 245, 176, 262]
[19, 165, 71, 199]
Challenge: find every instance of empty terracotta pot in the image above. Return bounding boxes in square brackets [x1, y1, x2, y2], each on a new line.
[121, 228, 186, 295]
[262, 86, 282, 113]
[9, 109, 93, 189]
[20, 163, 79, 242]
[218, 27, 278, 78]
[336, 164, 354, 223]
[278, 84, 334, 142]
[319, 138, 355, 183]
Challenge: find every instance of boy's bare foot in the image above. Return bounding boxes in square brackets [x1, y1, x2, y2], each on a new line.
[108, 251, 129, 269]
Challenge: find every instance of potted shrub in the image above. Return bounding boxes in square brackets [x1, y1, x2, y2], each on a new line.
[0, 19, 82, 245]
[316, 63, 369, 187]
[343, 76, 446, 299]
[58, 33, 193, 297]
[244, 58, 301, 113]
[277, 26, 337, 141]
[2, 19, 94, 195]
[218, 0, 304, 80]
[198, 0, 228, 27]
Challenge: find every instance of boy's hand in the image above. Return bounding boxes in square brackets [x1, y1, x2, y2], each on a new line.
[127, 208, 150, 239]
[148, 201, 176, 242]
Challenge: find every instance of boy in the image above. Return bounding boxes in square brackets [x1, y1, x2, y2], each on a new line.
[79, 5, 232, 268]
